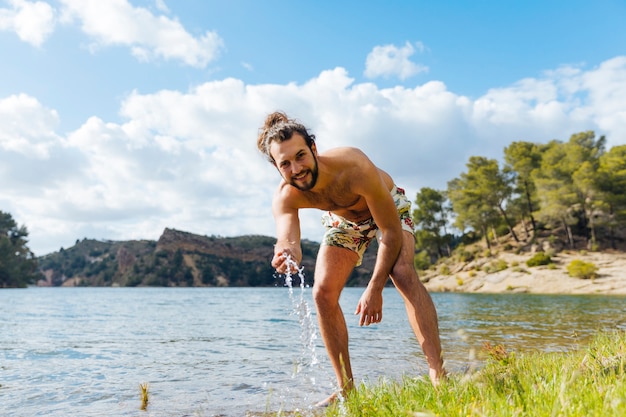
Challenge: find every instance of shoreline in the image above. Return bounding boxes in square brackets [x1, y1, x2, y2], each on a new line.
[421, 250, 626, 296]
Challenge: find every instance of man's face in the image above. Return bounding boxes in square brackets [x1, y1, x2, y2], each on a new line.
[269, 133, 319, 191]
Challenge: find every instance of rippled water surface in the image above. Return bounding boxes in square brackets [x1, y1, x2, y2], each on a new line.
[1, 287, 625, 416]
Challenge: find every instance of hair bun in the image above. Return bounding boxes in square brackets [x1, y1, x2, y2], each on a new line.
[264, 111, 289, 129]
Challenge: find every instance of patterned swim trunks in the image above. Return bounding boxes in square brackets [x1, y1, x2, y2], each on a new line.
[321, 186, 415, 266]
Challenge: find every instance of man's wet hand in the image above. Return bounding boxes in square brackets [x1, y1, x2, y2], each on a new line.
[271, 249, 299, 274]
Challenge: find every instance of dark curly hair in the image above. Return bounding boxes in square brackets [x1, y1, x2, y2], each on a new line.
[257, 111, 316, 163]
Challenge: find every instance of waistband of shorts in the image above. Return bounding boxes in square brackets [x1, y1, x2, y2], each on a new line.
[393, 185, 406, 195]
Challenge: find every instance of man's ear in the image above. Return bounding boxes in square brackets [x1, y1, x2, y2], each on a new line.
[311, 142, 318, 156]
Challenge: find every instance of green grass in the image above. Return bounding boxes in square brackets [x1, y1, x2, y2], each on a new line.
[320, 331, 626, 417]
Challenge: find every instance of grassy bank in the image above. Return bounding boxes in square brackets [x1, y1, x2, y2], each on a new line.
[318, 331, 626, 417]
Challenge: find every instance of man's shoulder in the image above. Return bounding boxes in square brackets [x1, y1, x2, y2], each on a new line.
[322, 146, 367, 158]
[321, 147, 372, 170]
[272, 181, 306, 209]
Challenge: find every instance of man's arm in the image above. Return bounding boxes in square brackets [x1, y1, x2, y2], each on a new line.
[271, 185, 303, 273]
[352, 154, 404, 325]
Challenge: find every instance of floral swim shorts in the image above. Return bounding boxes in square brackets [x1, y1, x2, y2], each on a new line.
[321, 186, 415, 266]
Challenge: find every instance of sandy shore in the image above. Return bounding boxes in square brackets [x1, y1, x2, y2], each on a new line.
[421, 251, 626, 296]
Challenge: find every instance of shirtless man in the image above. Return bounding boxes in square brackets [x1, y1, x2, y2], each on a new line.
[257, 111, 445, 405]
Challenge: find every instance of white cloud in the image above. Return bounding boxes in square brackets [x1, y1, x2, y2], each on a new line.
[2, 56, 626, 255]
[364, 41, 429, 80]
[0, 0, 55, 46]
[578, 56, 626, 141]
[153, 0, 169, 14]
[0, 93, 60, 158]
[59, 0, 224, 67]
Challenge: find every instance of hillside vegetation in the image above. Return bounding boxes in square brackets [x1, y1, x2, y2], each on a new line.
[414, 131, 626, 270]
[36, 228, 376, 287]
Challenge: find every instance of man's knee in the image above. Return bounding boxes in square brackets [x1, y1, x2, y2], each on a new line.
[312, 281, 341, 309]
[391, 260, 416, 281]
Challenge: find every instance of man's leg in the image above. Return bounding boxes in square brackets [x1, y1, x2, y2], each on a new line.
[312, 244, 359, 404]
[390, 231, 445, 384]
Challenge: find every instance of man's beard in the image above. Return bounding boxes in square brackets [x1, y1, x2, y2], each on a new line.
[289, 155, 319, 191]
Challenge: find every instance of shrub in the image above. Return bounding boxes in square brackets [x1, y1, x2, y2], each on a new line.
[484, 259, 508, 274]
[567, 260, 598, 279]
[439, 264, 451, 275]
[413, 250, 431, 271]
[457, 249, 474, 263]
[526, 252, 552, 267]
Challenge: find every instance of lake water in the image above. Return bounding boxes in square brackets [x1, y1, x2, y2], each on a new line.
[1, 286, 625, 416]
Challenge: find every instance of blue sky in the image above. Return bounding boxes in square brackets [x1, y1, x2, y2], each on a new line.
[1, 0, 626, 256]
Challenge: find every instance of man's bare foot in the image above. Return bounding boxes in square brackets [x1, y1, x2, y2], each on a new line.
[430, 367, 448, 387]
[314, 392, 339, 408]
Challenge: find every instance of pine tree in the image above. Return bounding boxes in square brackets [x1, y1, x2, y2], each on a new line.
[0, 211, 39, 288]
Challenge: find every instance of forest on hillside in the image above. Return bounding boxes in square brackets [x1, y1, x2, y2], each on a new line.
[412, 131, 626, 268]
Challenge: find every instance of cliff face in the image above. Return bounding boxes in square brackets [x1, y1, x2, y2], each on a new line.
[37, 228, 376, 287]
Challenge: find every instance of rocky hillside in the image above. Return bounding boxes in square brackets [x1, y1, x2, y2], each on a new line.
[37, 228, 377, 287]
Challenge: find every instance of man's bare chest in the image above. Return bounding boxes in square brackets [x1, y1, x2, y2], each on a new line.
[304, 189, 371, 221]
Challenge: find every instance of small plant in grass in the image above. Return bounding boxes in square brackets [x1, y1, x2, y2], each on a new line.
[456, 276, 464, 286]
[483, 341, 513, 365]
[526, 252, 552, 267]
[567, 259, 598, 279]
[139, 382, 149, 410]
[439, 264, 451, 275]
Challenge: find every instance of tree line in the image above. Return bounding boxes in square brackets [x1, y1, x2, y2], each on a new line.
[0, 211, 39, 288]
[413, 131, 626, 265]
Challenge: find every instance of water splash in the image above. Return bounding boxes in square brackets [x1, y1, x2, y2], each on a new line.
[281, 254, 319, 374]
[274, 255, 344, 414]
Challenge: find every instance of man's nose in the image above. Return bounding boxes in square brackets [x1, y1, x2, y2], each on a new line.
[291, 161, 302, 173]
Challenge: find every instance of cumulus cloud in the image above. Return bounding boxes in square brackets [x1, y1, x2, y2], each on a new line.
[2, 57, 626, 255]
[0, 93, 61, 158]
[0, 0, 55, 46]
[364, 41, 429, 80]
[59, 0, 224, 67]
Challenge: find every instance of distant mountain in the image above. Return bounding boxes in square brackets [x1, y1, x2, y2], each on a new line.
[37, 228, 377, 287]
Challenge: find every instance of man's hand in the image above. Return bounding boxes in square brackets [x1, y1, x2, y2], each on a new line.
[355, 286, 383, 326]
[271, 248, 300, 274]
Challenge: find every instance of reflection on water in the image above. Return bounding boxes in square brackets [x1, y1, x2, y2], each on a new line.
[0, 288, 624, 416]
